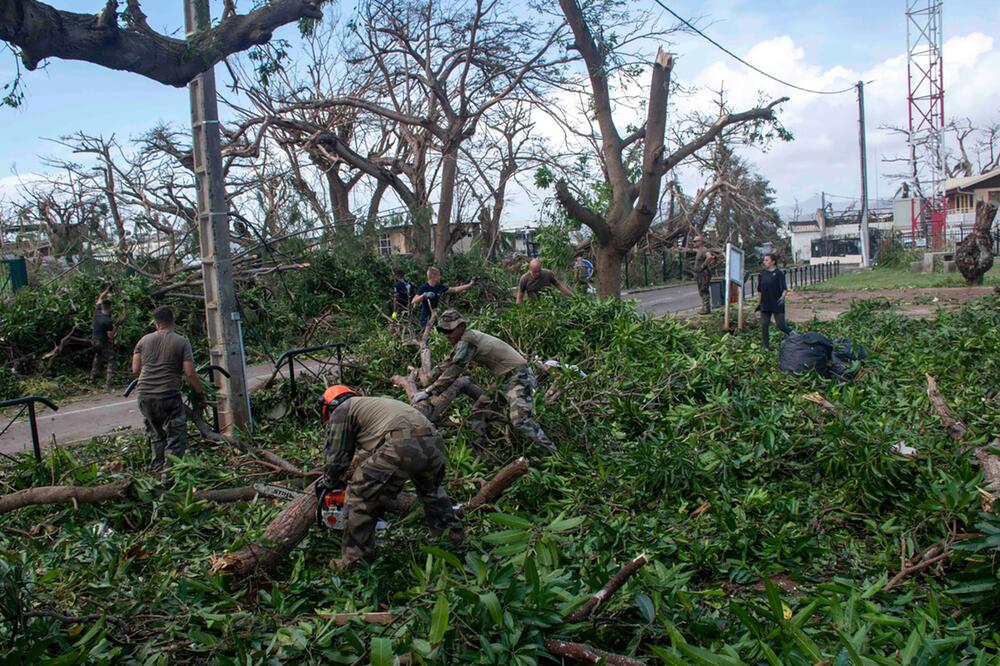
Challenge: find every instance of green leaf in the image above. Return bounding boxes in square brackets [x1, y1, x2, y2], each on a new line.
[547, 514, 586, 533]
[480, 592, 503, 627]
[635, 592, 655, 623]
[487, 513, 534, 530]
[370, 637, 393, 666]
[429, 593, 450, 644]
[421, 545, 463, 571]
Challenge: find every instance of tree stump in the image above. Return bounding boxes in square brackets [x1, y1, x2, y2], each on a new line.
[955, 201, 998, 286]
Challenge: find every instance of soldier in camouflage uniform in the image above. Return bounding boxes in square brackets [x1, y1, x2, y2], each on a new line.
[413, 310, 555, 455]
[692, 235, 716, 315]
[319, 385, 463, 570]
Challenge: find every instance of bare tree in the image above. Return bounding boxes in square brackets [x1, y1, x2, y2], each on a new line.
[461, 100, 539, 259]
[324, 0, 570, 264]
[1, 0, 327, 104]
[550, 0, 787, 297]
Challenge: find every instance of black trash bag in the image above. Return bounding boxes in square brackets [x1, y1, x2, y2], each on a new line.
[829, 339, 868, 380]
[778, 332, 834, 377]
[779, 332, 866, 380]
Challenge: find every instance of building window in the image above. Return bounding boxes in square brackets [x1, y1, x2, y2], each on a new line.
[378, 234, 392, 256]
[988, 190, 1000, 203]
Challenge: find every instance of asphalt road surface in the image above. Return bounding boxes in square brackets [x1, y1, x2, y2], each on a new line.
[627, 282, 703, 316]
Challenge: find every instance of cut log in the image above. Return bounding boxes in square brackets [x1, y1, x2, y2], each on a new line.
[209, 480, 319, 576]
[193, 487, 263, 504]
[975, 439, 1000, 512]
[565, 553, 649, 623]
[543, 639, 645, 665]
[0, 480, 132, 515]
[925, 375, 968, 441]
[459, 456, 529, 515]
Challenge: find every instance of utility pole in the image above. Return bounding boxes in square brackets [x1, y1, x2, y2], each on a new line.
[857, 80, 871, 268]
[185, 0, 251, 434]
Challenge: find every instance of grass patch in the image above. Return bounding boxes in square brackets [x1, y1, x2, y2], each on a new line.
[804, 264, 1000, 291]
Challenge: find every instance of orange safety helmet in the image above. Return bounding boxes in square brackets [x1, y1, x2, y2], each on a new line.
[321, 385, 356, 422]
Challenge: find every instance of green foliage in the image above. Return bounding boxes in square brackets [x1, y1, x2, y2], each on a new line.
[2, 267, 1000, 661]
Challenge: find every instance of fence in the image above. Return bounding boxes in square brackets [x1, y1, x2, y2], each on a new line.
[742, 261, 841, 298]
[0, 257, 28, 296]
[621, 250, 686, 290]
[877, 228, 1000, 257]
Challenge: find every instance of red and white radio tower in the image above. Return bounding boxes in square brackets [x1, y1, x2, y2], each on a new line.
[905, 0, 945, 236]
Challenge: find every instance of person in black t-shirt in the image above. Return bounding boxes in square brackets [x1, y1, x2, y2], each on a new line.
[90, 286, 116, 388]
[391, 269, 414, 317]
[756, 253, 793, 350]
[411, 266, 473, 332]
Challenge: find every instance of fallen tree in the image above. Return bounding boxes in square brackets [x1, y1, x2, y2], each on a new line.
[209, 456, 530, 576]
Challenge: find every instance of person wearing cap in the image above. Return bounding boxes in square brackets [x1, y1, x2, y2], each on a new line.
[319, 385, 464, 570]
[413, 310, 555, 455]
[516, 259, 573, 304]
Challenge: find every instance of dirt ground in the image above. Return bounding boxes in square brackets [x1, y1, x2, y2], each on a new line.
[785, 286, 996, 321]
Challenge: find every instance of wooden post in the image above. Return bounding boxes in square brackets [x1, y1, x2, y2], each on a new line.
[186, 0, 251, 433]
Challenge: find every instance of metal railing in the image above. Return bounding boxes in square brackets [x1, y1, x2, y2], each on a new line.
[878, 228, 1000, 255]
[0, 395, 59, 463]
[273, 342, 349, 403]
[743, 261, 841, 298]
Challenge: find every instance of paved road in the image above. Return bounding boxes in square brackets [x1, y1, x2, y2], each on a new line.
[0, 357, 337, 458]
[627, 282, 703, 316]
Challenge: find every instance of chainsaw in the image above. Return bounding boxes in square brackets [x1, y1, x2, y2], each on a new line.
[252, 483, 388, 532]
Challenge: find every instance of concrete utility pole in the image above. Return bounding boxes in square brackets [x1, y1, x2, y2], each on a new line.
[857, 80, 871, 268]
[185, 0, 251, 434]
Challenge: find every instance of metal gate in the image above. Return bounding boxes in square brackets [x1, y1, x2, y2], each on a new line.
[0, 258, 28, 296]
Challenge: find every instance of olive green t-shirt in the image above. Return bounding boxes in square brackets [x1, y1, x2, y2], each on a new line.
[518, 269, 559, 298]
[134, 330, 194, 398]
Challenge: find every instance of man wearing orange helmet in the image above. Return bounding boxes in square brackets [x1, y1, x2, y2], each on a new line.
[319, 385, 463, 570]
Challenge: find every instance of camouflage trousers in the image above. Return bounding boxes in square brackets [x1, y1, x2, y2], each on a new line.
[90, 341, 114, 388]
[137, 395, 188, 472]
[696, 272, 711, 314]
[471, 366, 554, 453]
[341, 432, 463, 565]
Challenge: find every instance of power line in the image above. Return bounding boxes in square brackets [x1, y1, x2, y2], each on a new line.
[652, 0, 858, 96]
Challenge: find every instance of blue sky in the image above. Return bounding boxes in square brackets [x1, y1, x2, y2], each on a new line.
[2, 0, 999, 218]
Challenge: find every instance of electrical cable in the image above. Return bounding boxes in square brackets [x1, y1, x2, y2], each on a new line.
[652, 0, 858, 96]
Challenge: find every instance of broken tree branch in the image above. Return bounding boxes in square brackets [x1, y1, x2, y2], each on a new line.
[926, 374, 968, 441]
[565, 553, 649, 623]
[543, 639, 645, 666]
[0, 479, 131, 514]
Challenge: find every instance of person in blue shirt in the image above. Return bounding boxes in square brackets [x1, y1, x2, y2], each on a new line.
[756, 253, 793, 350]
[411, 266, 474, 332]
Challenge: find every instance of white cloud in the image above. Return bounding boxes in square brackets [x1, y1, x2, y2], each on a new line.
[678, 31, 1000, 212]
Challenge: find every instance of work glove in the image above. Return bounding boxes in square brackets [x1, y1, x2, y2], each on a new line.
[411, 390, 430, 404]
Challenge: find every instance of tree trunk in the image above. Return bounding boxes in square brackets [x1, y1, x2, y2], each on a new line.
[594, 243, 625, 298]
[955, 201, 997, 286]
[209, 479, 320, 576]
[434, 145, 460, 265]
[0, 480, 132, 514]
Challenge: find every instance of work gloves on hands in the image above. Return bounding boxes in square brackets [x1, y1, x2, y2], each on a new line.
[411, 390, 430, 405]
